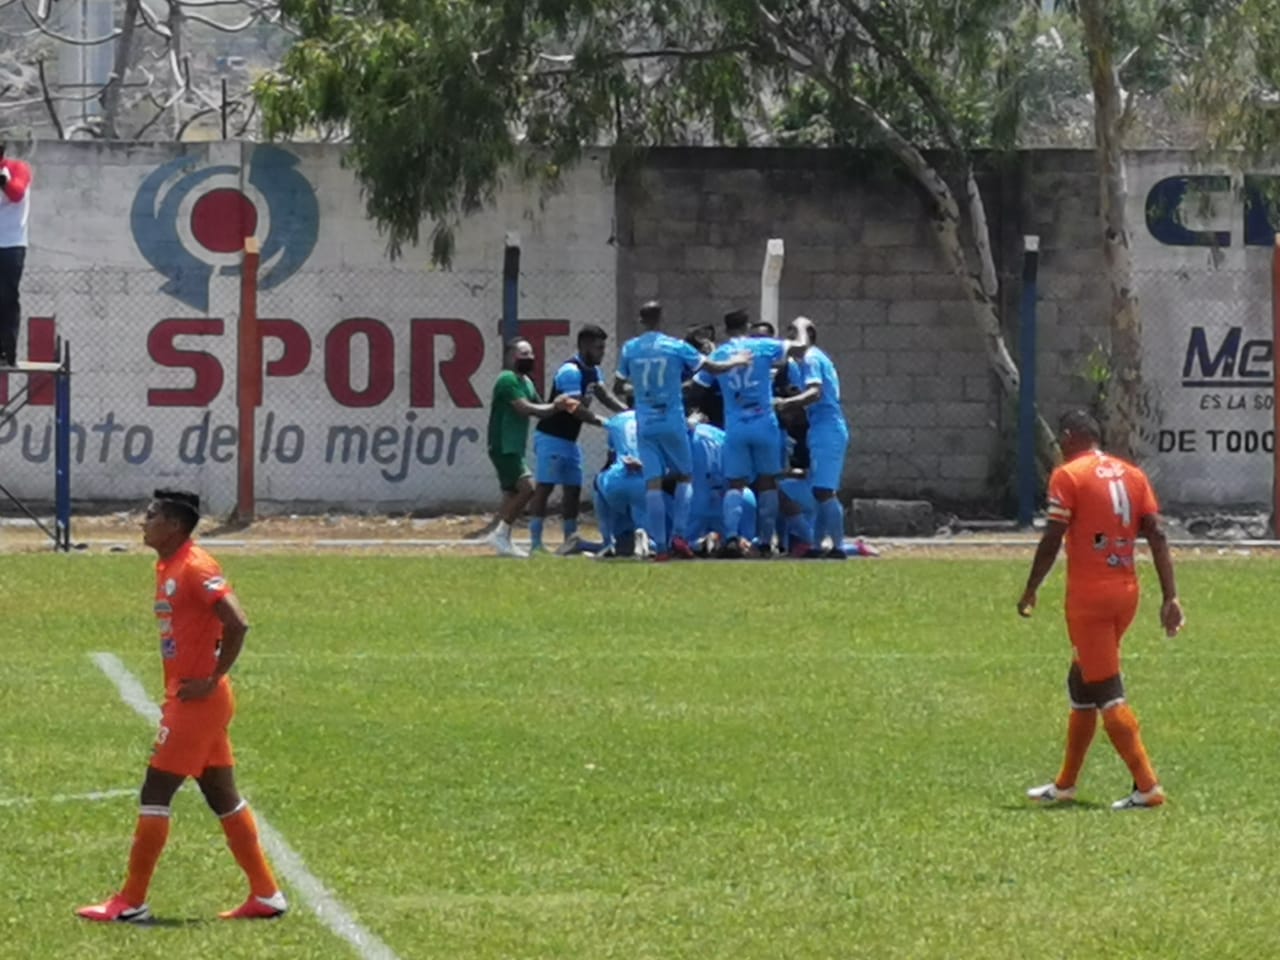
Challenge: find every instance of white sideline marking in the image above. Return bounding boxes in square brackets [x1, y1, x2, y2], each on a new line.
[0, 788, 136, 808]
[90, 652, 402, 960]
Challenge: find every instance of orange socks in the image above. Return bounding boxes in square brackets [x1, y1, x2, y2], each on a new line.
[1056, 708, 1098, 789]
[1102, 703, 1159, 793]
[121, 806, 171, 906]
[220, 802, 279, 898]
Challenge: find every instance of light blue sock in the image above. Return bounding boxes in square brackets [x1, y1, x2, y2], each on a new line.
[529, 516, 544, 550]
[593, 489, 612, 548]
[722, 489, 745, 542]
[673, 482, 693, 541]
[819, 498, 845, 550]
[786, 513, 812, 548]
[758, 490, 778, 549]
[562, 517, 578, 540]
[645, 489, 667, 552]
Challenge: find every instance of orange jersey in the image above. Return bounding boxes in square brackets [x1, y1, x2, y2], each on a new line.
[1047, 449, 1159, 596]
[154, 540, 233, 699]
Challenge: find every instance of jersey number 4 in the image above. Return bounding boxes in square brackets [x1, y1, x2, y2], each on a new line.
[1108, 479, 1132, 526]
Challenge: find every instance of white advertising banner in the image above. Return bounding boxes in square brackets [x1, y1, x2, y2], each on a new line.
[1129, 153, 1276, 507]
[0, 143, 617, 512]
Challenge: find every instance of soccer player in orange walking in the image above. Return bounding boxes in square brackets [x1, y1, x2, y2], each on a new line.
[1018, 410, 1184, 810]
[78, 489, 286, 922]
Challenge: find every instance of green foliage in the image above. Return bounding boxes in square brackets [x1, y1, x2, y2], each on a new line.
[255, 0, 1043, 261]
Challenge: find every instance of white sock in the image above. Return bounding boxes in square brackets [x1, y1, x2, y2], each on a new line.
[496, 520, 511, 537]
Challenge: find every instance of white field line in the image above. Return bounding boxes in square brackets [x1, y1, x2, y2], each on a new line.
[0, 788, 136, 808]
[89, 652, 401, 960]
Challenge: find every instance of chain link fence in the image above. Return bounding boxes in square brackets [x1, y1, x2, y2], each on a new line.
[1135, 266, 1275, 527]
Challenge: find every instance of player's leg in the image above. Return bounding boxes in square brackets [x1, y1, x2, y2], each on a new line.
[659, 427, 696, 557]
[1089, 592, 1162, 808]
[747, 424, 780, 553]
[196, 765, 287, 917]
[527, 485, 553, 552]
[78, 713, 193, 921]
[529, 433, 559, 551]
[722, 428, 752, 549]
[560, 442, 585, 544]
[779, 477, 817, 555]
[592, 475, 615, 553]
[639, 433, 669, 558]
[738, 487, 758, 544]
[809, 424, 849, 556]
[490, 457, 534, 557]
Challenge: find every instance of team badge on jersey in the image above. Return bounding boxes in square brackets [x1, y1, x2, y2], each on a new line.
[164, 578, 178, 597]
[203, 576, 226, 592]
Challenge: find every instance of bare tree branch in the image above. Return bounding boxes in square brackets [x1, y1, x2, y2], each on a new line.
[19, 0, 121, 45]
[36, 56, 64, 138]
[100, 0, 143, 139]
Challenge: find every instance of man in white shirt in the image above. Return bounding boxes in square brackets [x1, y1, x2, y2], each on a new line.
[0, 141, 32, 367]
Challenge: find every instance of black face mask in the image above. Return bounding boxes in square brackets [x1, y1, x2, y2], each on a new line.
[515, 358, 535, 375]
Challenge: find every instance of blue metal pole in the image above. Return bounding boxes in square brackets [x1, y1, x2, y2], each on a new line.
[1017, 236, 1040, 528]
[55, 339, 71, 551]
[502, 231, 521, 346]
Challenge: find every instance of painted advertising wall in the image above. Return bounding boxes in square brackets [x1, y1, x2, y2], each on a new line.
[1130, 153, 1277, 507]
[0, 142, 617, 512]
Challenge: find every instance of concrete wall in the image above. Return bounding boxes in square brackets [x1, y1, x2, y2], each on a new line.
[1, 141, 1268, 513]
[2, 141, 616, 513]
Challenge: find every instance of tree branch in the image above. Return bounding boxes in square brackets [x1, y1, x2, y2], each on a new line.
[36, 56, 64, 139]
[19, 0, 120, 45]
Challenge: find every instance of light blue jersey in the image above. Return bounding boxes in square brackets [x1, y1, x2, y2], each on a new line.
[789, 346, 848, 492]
[604, 410, 640, 461]
[790, 346, 846, 428]
[708, 337, 786, 427]
[617, 331, 703, 428]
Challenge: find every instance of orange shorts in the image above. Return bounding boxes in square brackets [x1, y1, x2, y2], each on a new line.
[151, 681, 235, 778]
[1064, 583, 1139, 683]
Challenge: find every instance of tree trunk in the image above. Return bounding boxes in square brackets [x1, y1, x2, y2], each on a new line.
[99, 0, 141, 140]
[1079, 0, 1143, 460]
[866, 109, 1061, 471]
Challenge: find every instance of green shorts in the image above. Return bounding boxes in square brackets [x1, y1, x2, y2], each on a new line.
[489, 452, 531, 493]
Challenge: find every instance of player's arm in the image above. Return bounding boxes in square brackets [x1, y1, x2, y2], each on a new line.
[590, 381, 628, 414]
[1140, 512, 1184, 637]
[0, 160, 30, 202]
[510, 394, 575, 419]
[1018, 520, 1066, 616]
[697, 352, 751, 375]
[775, 354, 822, 411]
[177, 592, 250, 701]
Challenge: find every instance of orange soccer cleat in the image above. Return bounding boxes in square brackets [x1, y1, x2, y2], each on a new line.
[76, 893, 151, 924]
[219, 891, 288, 920]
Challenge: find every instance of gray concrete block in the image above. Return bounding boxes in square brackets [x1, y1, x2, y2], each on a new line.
[913, 273, 967, 300]
[940, 454, 994, 480]
[684, 245, 736, 272]
[863, 275, 916, 301]
[936, 402, 996, 428]
[862, 220, 924, 247]
[850, 498, 936, 536]
[888, 351, 937, 375]
[836, 299, 889, 326]
[886, 300, 937, 326]
[861, 373, 917, 403]
[963, 374, 993, 402]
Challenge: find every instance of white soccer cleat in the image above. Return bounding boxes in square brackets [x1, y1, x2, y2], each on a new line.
[1112, 785, 1166, 810]
[490, 529, 528, 558]
[555, 533, 582, 556]
[1027, 782, 1076, 805]
[634, 530, 651, 558]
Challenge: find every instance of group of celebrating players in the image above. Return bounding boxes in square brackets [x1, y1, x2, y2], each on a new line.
[486, 301, 875, 561]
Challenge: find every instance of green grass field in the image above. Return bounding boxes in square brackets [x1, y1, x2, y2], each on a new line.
[2, 551, 1277, 959]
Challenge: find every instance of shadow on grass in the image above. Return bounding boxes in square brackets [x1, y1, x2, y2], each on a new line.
[141, 917, 211, 929]
[999, 800, 1108, 812]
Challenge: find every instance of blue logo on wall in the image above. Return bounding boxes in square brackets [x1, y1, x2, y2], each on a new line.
[131, 145, 319, 311]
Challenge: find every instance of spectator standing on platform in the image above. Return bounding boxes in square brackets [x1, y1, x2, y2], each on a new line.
[0, 141, 32, 367]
